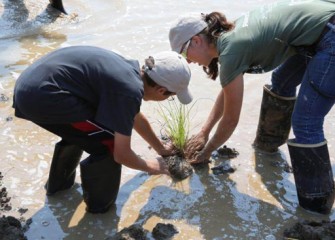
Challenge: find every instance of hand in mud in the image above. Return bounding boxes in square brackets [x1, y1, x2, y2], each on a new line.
[184, 132, 208, 159]
[147, 157, 170, 176]
[187, 150, 211, 165]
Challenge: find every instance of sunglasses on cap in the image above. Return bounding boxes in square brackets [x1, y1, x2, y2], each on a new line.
[180, 39, 191, 59]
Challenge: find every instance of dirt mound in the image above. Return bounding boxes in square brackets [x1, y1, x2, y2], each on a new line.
[283, 219, 335, 240]
[0, 172, 30, 240]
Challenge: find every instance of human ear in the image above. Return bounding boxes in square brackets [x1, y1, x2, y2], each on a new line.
[156, 86, 167, 95]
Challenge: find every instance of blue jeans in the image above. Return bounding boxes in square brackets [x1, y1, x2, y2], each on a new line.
[271, 23, 335, 144]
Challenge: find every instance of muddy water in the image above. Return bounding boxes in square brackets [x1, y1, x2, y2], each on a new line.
[1, 0, 335, 239]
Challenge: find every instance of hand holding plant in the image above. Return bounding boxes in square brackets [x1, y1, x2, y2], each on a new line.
[184, 131, 208, 161]
[157, 141, 178, 157]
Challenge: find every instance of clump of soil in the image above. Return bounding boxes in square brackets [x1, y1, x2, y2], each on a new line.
[0, 216, 27, 240]
[109, 223, 178, 240]
[107, 224, 148, 240]
[283, 219, 335, 240]
[0, 173, 12, 212]
[152, 223, 179, 239]
[0, 172, 30, 240]
[211, 163, 236, 175]
[164, 155, 193, 181]
[0, 93, 9, 102]
[216, 145, 239, 159]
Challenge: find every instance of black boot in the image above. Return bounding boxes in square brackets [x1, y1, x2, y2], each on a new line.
[49, 0, 67, 14]
[80, 154, 121, 214]
[46, 140, 83, 196]
[288, 140, 335, 214]
[253, 84, 296, 153]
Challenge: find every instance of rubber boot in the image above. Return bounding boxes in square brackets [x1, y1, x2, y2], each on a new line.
[253, 84, 296, 153]
[80, 154, 121, 214]
[49, 0, 67, 14]
[46, 140, 83, 196]
[288, 140, 335, 214]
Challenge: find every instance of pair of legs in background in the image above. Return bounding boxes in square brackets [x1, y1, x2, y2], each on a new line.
[254, 23, 335, 214]
[38, 120, 121, 214]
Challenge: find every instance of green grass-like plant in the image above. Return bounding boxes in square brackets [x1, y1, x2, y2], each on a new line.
[157, 99, 194, 156]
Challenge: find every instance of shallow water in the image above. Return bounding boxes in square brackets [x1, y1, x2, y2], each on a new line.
[1, 0, 335, 239]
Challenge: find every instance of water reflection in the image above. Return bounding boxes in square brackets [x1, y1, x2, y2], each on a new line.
[25, 173, 150, 239]
[114, 160, 290, 239]
[0, 0, 66, 39]
[253, 150, 297, 213]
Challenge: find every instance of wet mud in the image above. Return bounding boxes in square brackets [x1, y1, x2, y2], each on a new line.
[216, 145, 239, 159]
[283, 219, 335, 240]
[211, 146, 238, 175]
[107, 224, 148, 240]
[0, 172, 31, 240]
[164, 155, 193, 181]
[108, 222, 178, 240]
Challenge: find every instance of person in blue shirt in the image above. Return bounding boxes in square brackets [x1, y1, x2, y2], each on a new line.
[13, 46, 192, 213]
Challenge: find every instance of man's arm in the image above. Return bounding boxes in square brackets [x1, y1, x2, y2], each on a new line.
[113, 132, 169, 175]
[133, 112, 173, 156]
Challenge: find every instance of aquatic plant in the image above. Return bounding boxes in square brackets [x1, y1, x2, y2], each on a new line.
[157, 99, 194, 157]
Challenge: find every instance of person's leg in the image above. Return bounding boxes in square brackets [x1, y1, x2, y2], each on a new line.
[253, 54, 308, 153]
[80, 153, 121, 213]
[37, 120, 121, 213]
[45, 139, 83, 195]
[289, 25, 335, 214]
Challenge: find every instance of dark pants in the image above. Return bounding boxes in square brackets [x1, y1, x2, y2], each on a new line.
[38, 120, 121, 213]
[37, 120, 115, 156]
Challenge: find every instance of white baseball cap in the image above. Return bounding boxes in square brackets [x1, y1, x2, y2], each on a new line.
[169, 16, 207, 53]
[144, 51, 192, 104]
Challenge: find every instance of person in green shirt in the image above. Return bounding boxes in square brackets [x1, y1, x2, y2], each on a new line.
[169, 0, 335, 214]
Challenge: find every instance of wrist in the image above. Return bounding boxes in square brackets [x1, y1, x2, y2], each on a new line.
[200, 128, 210, 139]
[205, 138, 219, 154]
[152, 141, 165, 155]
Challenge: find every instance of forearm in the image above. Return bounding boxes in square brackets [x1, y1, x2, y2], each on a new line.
[114, 132, 168, 175]
[203, 118, 237, 156]
[200, 89, 225, 136]
[134, 112, 165, 153]
[115, 148, 151, 171]
[201, 74, 244, 158]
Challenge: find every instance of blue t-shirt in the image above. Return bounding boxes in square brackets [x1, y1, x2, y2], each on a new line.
[13, 46, 143, 136]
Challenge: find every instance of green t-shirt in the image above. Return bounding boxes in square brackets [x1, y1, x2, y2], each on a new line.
[218, 0, 335, 87]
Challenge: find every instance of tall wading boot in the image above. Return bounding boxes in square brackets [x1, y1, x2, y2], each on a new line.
[46, 140, 83, 195]
[253, 84, 296, 153]
[80, 154, 121, 214]
[288, 140, 335, 214]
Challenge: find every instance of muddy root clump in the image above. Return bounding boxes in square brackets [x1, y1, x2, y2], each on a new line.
[164, 155, 193, 181]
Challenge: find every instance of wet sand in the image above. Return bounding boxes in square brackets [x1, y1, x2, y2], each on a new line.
[1, 0, 335, 239]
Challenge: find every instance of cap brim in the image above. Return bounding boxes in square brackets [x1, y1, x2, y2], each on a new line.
[177, 88, 193, 105]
